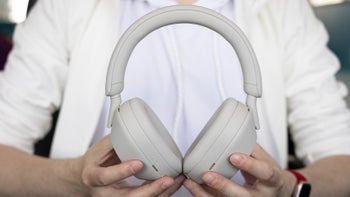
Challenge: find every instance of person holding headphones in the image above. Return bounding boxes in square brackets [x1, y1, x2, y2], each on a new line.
[0, 0, 350, 196]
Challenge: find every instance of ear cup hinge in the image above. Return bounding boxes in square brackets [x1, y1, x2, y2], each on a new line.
[107, 94, 122, 128]
[246, 95, 260, 130]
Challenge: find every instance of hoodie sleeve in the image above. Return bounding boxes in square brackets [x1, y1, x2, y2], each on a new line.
[282, 0, 350, 164]
[0, 0, 69, 153]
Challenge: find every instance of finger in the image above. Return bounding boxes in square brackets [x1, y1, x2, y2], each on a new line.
[129, 176, 175, 197]
[230, 153, 281, 185]
[184, 179, 213, 197]
[157, 175, 186, 197]
[202, 171, 251, 197]
[82, 160, 143, 186]
[93, 134, 114, 151]
[241, 170, 258, 186]
[87, 135, 121, 166]
[251, 144, 278, 166]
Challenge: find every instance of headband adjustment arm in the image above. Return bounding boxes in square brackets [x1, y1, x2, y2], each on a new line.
[246, 95, 260, 130]
[107, 94, 122, 128]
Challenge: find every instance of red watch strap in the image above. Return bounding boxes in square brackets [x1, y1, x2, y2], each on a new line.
[288, 169, 307, 184]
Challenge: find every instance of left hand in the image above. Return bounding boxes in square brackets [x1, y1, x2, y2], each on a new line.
[79, 135, 184, 197]
[183, 144, 297, 197]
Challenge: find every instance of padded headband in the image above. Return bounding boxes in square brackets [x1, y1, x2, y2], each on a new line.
[105, 5, 262, 128]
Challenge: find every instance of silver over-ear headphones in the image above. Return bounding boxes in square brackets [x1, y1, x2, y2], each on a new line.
[105, 5, 262, 184]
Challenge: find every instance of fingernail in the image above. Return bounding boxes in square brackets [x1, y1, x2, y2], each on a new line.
[203, 173, 215, 184]
[175, 175, 186, 184]
[161, 180, 173, 189]
[130, 161, 143, 173]
[184, 180, 192, 189]
[230, 154, 243, 165]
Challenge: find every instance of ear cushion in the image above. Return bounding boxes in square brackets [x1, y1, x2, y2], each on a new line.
[183, 98, 257, 183]
[110, 98, 182, 180]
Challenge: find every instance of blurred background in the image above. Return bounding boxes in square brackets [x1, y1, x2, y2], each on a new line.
[0, 0, 349, 160]
[311, 0, 350, 105]
[0, 0, 36, 70]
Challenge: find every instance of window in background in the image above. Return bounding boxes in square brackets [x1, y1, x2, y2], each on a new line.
[0, 0, 29, 23]
[0, 0, 35, 70]
[310, 0, 344, 6]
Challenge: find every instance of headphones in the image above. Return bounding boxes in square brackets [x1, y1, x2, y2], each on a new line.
[105, 5, 262, 184]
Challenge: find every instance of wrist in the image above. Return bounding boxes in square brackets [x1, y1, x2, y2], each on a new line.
[53, 157, 89, 196]
[287, 169, 312, 197]
[70, 156, 90, 196]
[282, 170, 298, 196]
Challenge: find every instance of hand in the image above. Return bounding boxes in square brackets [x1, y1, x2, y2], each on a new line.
[77, 135, 185, 196]
[184, 144, 297, 197]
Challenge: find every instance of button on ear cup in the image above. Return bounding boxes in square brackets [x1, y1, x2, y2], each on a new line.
[183, 98, 257, 183]
[110, 98, 182, 180]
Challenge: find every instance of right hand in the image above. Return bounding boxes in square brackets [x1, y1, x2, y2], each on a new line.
[77, 135, 185, 196]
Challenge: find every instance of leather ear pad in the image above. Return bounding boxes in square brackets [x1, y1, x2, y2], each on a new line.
[183, 98, 257, 183]
[110, 98, 182, 180]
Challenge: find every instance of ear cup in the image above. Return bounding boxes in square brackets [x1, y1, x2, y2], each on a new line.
[183, 98, 257, 183]
[110, 98, 182, 180]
